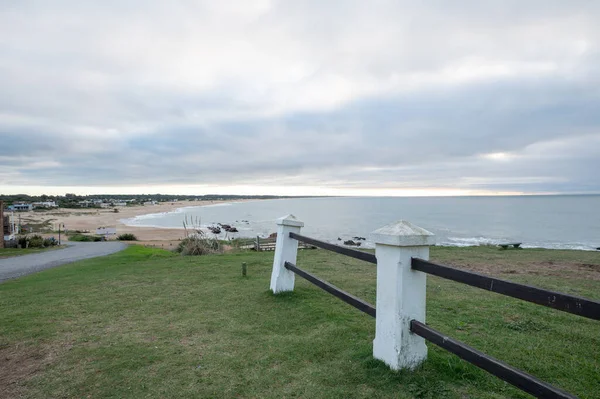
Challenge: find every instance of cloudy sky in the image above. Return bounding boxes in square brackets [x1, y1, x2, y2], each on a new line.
[1, 1, 599, 196]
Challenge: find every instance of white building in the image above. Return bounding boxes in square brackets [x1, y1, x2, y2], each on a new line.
[112, 201, 127, 207]
[33, 201, 58, 208]
[8, 203, 33, 212]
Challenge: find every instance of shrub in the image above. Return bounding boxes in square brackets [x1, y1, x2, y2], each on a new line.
[69, 234, 102, 242]
[28, 235, 46, 248]
[177, 215, 222, 256]
[17, 235, 28, 248]
[15, 234, 54, 248]
[176, 236, 221, 256]
[117, 233, 138, 241]
[43, 238, 58, 247]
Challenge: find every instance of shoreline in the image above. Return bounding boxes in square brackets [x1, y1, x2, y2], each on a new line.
[16, 199, 253, 249]
[15, 198, 600, 252]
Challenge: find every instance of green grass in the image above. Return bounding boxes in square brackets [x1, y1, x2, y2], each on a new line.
[0, 246, 65, 259]
[0, 246, 598, 398]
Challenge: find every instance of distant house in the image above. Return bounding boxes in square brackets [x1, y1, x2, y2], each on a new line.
[32, 201, 58, 209]
[99, 203, 112, 209]
[96, 227, 116, 236]
[143, 201, 158, 206]
[78, 200, 94, 207]
[112, 201, 127, 207]
[8, 203, 33, 212]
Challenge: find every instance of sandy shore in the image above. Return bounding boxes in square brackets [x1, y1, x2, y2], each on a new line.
[17, 200, 246, 248]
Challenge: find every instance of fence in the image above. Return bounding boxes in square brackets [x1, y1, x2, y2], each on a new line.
[269, 215, 599, 399]
[238, 236, 316, 251]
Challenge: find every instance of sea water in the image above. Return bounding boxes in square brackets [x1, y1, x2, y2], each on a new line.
[122, 195, 600, 250]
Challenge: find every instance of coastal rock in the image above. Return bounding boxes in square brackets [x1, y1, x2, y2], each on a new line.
[344, 240, 361, 246]
[208, 226, 221, 234]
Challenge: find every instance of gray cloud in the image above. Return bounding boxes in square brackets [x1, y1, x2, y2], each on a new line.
[1, 1, 599, 194]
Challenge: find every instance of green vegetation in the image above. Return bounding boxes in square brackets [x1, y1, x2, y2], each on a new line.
[175, 236, 221, 255]
[0, 246, 64, 259]
[15, 234, 59, 249]
[68, 234, 103, 242]
[0, 193, 306, 209]
[0, 246, 598, 398]
[117, 233, 138, 241]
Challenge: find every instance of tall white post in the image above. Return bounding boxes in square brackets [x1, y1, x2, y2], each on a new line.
[270, 214, 304, 294]
[370, 220, 435, 370]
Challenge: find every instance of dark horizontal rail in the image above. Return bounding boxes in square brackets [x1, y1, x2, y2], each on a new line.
[412, 258, 600, 321]
[410, 320, 577, 399]
[289, 232, 377, 264]
[284, 261, 376, 318]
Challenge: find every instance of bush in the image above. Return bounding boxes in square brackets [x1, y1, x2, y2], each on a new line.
[17, 235, 28, 248]
[28, 235, 45, 248]
[15, 235, 58, 248]
[176, 236, 221, 256]
[117, 233, 138, 241]
[176, 214, 222, 256]
[69, 234, 103, 242]
[43, 238, 58, 247]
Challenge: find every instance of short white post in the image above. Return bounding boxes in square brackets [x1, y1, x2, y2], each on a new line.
[370, 220, 435, 370]
[270, 214, 304, 294]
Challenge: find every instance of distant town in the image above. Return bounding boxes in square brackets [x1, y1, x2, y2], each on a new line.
[0, 193, 296, 211]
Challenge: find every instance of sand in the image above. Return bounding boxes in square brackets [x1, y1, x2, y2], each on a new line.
[17, 200, 246, 248]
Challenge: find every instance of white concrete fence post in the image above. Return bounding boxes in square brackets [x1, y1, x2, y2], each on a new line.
[270, 214, 304, 294]
[370, 220, 435, 370]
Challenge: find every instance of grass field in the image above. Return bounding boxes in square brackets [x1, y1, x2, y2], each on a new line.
[0, 245, 598, 398]
[0, 246, 65, 259]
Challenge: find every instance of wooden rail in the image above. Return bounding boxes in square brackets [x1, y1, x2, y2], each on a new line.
[289, 232, 377, 264]
[284, 261, 376, 317]
[412, 258, 600, 320]
[410, 321, 576, 399]
[280, 232, 594, 398]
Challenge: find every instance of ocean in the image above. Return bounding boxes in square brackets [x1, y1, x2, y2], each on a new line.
[122, 195, 600, 251]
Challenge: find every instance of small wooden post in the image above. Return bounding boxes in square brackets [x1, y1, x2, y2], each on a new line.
[256, 236, 261, 252]
[242, 262, 247, 277]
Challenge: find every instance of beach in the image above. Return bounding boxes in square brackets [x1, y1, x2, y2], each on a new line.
[16, 200, 245, 249]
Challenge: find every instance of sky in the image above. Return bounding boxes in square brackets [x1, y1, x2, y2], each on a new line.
[1, 1, 599, 197]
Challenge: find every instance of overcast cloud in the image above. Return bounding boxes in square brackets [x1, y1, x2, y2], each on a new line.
[1, 0, 599, 195]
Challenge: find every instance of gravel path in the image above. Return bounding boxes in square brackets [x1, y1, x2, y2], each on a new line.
[0, 241, 127, 283]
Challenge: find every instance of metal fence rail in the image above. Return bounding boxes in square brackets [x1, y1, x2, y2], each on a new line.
[289, 232, 377, 264]
[284, 261, 376, 317]
[412, 258, 600, 320]
[410, 320, 576, 399]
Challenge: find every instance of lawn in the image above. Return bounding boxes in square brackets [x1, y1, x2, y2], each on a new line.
[0, 246, 65, 259]
[0, 245, 598, 398]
